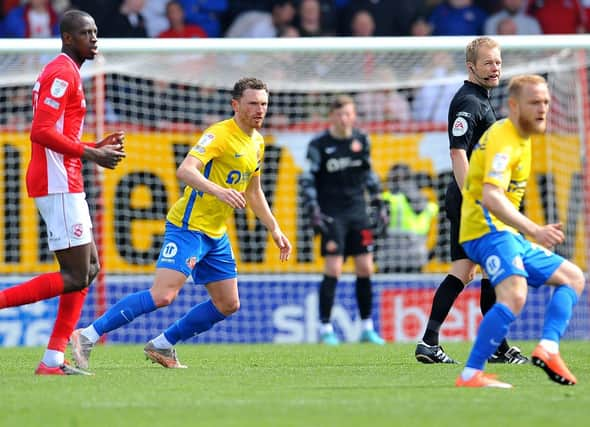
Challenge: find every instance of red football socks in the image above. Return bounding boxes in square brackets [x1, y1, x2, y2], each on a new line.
[0, 272, 65, 309]
[47, 287, 89, 352]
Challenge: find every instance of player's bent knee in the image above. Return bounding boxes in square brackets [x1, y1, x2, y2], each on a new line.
[60, 270, 92, 292]
[153, 293, 177, 307]
[63, 277, 91, 292]
[88, 263, 100, 283]
[568, 265, 585, 295]
[217, 299, 240, 316]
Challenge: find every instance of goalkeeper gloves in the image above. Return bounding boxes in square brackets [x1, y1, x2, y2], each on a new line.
[370, 198, 390, 237]
[309, 204, 333, 235]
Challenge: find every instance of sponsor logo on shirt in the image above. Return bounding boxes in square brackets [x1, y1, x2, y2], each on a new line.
[350, 139, 362, 152]
[50, 78, 68, 98]
[162, 242, 178, 258]
[325, 146, 337, 154]
[44, 97, 60, 110]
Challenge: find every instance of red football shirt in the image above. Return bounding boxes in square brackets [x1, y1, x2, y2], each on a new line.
[27, 53, 90, 197]
[157, 24, 207, 38]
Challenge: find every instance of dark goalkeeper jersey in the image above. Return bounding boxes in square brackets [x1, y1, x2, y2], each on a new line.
[446, 80, 497, 215]
[302, 128, 378, 216]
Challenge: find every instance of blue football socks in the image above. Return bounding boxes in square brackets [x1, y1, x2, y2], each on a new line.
[93, 290, 157, 336]
[466, 303, 516, 370]
[542, 285, 578, 342]
[163, 299, 226, 345]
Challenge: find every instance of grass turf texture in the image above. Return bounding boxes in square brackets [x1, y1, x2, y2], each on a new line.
[1, 341, 589, 427]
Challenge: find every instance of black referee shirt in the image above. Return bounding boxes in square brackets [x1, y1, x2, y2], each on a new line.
[446, 80, 497, 205]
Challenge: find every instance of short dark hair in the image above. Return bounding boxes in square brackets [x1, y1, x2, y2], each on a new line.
[60, 9, 93, 36]
[329, 94, 355, 112]
[231, 77, 268, 100]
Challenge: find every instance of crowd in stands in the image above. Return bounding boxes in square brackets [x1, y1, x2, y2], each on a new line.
[0, 0, 587, 130]
[0, 0, 588, 39]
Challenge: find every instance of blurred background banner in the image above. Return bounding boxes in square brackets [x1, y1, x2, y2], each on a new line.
[2, 275, 589, 346]
[0, 130, 584, 273]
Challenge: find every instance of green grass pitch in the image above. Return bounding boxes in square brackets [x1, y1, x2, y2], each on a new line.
[1, 341, 589, 427]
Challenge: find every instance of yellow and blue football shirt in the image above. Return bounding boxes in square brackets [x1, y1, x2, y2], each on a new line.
[167, 118, 264, 238]
[460, 118, 531, 243]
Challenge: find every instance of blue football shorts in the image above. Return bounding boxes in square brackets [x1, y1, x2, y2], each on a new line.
[155, 221, 237, 285]
[462, 230, 565, 287]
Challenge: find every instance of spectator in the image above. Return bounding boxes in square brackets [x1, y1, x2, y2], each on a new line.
[484, 0, 542, 35]
[411, 51, 463, 123]
[279, 24, 300, 37]
[495, 16, 518, 34]
[349, 9, 375, 37]
[178, 0, 229, 37]
[296, 0, 331, 37]
[410, 16, 433, 36]
[142, 0, 169, 37]
[429, 0, 488, 35]
[527, 0, 586, 34]
[344, 0, 428, 36]
[1, 0, 21, 19]
[101, 0, 149, 38]
[225, 0, 295, 38]
[374, 164, 439, 273]
[2, 0, 60, 38]
[355, 67, 412, 123]
[157, 1, 207, 38]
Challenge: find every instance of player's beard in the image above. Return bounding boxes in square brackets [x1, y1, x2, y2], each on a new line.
[519, 115, 547, 135]
[251, 116, 264, 129]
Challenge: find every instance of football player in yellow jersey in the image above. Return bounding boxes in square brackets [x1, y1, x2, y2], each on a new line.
[455, 75, 585, 388]
[71, 78, 292, 370]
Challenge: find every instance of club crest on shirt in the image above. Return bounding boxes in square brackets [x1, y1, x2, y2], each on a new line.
[350, 139, 362, 152]
[452, 117, 468, 136]
[193, 133, 215, 153]
[186, 256, 197, 270]
[72, 223, 84, 237]
[50, 78, 68, 98]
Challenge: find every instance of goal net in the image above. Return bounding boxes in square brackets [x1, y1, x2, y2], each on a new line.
[0, 36, 588, 346]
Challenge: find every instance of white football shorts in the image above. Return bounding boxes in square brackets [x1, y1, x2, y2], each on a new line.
[35, 192, 93, 251]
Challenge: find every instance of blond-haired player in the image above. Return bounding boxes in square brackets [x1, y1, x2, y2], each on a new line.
[455, 75, 584, 388]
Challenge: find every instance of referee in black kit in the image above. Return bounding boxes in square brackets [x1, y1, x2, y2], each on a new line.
[415, 37, 528, 365]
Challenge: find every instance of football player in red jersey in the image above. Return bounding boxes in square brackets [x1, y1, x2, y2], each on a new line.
[0, 9, 125, 375]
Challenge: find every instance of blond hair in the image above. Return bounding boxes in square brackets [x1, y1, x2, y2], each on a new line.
[465, 36, 500, 65]
[508, 74, 547, 99]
